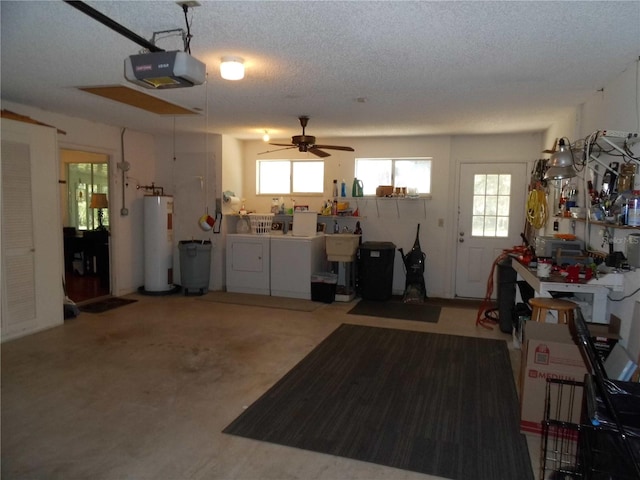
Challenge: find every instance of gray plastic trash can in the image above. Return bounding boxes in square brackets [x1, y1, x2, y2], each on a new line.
[179, 240, 212, 295]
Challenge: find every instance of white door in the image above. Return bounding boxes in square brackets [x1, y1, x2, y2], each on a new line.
[1, 119, 63, 341]
[455, 163, 527, 298]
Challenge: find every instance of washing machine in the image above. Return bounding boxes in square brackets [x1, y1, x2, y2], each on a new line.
[270, 233, 325, 299]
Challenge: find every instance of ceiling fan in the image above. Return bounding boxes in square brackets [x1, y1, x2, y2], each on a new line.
[260, 116, 355, 158]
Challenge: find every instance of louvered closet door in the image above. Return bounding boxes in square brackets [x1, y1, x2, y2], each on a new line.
[1, 119, 63, 341]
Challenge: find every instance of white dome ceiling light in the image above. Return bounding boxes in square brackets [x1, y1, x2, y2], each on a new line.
[220, 56, 244, 81]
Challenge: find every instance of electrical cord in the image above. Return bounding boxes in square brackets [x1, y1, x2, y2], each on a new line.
[476, 251, 512, 329]
[181, 4, 193, 54]
[608, 285, 640, 302]
[526, 188, 548, 229]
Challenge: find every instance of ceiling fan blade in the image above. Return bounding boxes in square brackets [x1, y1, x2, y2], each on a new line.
[308, 147, 331, 158]
[313, 144, 355, 152]
[258, 146, 296, 155]
[269, 142, 296, 147]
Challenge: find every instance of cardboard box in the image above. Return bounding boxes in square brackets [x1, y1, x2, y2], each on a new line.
[519, 321, 588, 435]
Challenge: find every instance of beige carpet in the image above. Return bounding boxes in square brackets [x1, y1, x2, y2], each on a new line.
[198, 291, 322, 312]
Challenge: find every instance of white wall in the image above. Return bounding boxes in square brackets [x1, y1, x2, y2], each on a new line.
[575, 62, 640, 356]
[241, 132, 543, 298]
[579, 60, 640, 135]
[154, 131, 225, 291]
[540, 61, 640, 357]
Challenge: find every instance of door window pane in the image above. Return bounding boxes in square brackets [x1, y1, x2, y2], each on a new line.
[471, 173, 511, 237]
[473, 196, 485, 215]
[474, 175, 486, 195]
[497, 196, 510, 216]
[496, 217, 509, 237]
[472, 216, 485, 236]
[485, 196, 498, 216]
[499, 174, 511, 195]
[486, 174, 499, 195]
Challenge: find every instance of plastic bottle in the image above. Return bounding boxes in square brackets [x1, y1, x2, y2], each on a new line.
[627, 190, 640, 226]
[341, 179, 347, 197]
[332, 179, 339, 197]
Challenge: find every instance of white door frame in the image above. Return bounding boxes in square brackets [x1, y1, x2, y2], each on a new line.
[59, 141, 117, 297]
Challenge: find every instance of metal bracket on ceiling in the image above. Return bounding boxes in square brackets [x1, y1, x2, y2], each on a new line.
[150, 28, 188, 53]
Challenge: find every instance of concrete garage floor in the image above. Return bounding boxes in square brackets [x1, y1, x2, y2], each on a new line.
[1, 293, 540, 479]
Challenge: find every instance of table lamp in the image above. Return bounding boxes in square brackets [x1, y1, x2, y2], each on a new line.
[89, 193, 108, 230]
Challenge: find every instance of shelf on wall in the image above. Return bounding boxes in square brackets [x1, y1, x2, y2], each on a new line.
[572, 217, 640, 230]
[344, 196, 432, 218]
[226, 196, 432, 220]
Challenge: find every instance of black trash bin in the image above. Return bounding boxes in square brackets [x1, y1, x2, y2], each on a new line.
[357, 241, 396, 300]
[496, 256, 517, 333]
[179, 240, 212, 295]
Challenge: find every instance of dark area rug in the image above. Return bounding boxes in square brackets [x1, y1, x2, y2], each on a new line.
[423, 297, 484, 309]
[347, 298, 441, 323]
[79, 297, 137, 314]
[223, 324, 533, 480]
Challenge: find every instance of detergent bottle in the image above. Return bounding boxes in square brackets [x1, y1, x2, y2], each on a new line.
[352, 178, 364, 197]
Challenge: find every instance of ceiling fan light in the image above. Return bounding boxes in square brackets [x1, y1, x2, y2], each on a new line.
[262, 130, 270, 142]
[220, 56, 244, 80]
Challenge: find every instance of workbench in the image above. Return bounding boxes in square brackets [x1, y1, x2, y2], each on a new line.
[511, 258, 624, 324]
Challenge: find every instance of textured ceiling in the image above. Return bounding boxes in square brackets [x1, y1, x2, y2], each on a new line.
[1, 1, 639, 141]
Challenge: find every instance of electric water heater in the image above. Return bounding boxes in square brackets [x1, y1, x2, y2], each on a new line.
[143, 195, 174, 292]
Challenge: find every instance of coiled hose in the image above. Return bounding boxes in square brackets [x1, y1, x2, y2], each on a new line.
[476, 251, 511, 329]
[526, 188, 548, 230]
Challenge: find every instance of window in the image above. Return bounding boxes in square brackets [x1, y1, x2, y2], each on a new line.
[471, 174, 511, 237]
[257, 160, 324, 194]
[355, 157, 432, 196]
[67, 162, 109, 230]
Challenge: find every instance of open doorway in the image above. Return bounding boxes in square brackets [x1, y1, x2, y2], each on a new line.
[60, 149, 110, 303]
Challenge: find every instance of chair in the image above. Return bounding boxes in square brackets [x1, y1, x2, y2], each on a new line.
[528, 297, 577, 324]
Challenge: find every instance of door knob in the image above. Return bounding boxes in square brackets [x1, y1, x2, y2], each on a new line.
[459, 232, 465, 236]
[459, 238, 464, 243]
